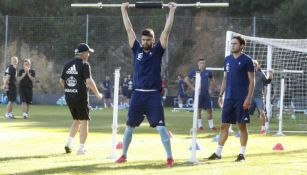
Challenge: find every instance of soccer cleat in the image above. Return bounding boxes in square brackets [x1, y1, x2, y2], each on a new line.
[210, 126, 219, 132]
[166, 158, 174, 168]
[235, 154, 245, 162]
[115, 155, 127, 163]
[198, 126, 204, 131]
[76, 148, 86, 155]
[23, 113, 29, 119]
[207, 153, 221, 160]
[64, 146, 72, 153]
[261, 129, 266, 136]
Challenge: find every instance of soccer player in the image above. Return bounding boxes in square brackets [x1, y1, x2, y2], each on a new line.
[102, 76, 113, 108]
[249, 59, 273, 135]
[17, 59, 36, 119]
[60, 43, 103, 155]
[116, 2, 176, 168]
[121, 76, 129, 108]
[185, 58, 218, 131]
[177, 74, 188, 108]
[208, 36, 255, 162]
[4, 56, 18, 119]
[126, 74, 133, 106]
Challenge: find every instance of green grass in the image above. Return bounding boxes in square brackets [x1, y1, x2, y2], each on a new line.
[0, 105, 307, 175]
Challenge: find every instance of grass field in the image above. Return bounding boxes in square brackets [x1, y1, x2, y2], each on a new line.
[1, 105, 307, 175]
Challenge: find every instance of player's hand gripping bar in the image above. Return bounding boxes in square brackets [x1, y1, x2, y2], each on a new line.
[71, 1, 229, 9]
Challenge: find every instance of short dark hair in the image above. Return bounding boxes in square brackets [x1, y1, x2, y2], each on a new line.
[198, 58, 205, 62]
[141, 28, 154, 38]
[232, 36, 246, 45]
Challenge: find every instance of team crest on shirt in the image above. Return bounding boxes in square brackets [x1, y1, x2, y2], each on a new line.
[137, 52, 143, 61]
[66, 76, 77, 87]
[226, 63, 230, 72]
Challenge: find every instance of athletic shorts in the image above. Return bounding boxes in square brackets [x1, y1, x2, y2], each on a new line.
[103, 91, 111, 99]
[249, 97, 264, 115]
[222, 99, 250, 124]
[198, 94, 212, 110]
[68, 104, 90, 120]
[127, 91, 165, 128]
[178, 92, 188, 99]
[7, 85, 17, 102]
[20, 87, 33, 104]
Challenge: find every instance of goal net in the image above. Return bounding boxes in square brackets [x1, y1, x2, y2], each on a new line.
[225, 31, 307, 133]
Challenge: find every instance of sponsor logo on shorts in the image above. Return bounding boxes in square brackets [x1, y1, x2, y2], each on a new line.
[66, 64, 78, 74]
[244, 117, 248, 121]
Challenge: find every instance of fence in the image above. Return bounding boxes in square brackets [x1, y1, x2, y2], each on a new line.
[1, 15, 279, 96]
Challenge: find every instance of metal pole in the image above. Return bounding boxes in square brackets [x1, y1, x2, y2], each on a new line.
[3, 15, 8, 71]
[266, 46, 273, 121]
[252, 16, 256, 59]
[86, 14, 89, 44]
[187, 72, 201, 164]
[107, 68, 121, 159]
[274, 77, 286, 136]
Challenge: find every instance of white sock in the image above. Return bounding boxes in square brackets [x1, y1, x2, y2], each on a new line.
[66, 137, 74, 147]
[79, 144, 85, 150]
[265, 122, 269, 130]
[208, 119, 214, 128]
[216, 145, 223, 156]
[179, 103, 183, 108]
[261, 126, 265, 130]
[240, 146, 246, 156]
[197, 119, 203, 128]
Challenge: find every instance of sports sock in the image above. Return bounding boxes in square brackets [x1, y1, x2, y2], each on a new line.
[122, 126, 134, 157]
[216, 144, 223, 156]
[240, 146, 246, 156]
[156, 126, 172, 158]
[208, 119, 214, 128]
[197, 119, 203, 128]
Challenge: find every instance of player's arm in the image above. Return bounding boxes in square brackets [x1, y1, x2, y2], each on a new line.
[184, 76, 195, 91]
[121, 2, 136, 48]
[209, 77, 217, 94]
[27, 70, 35, 82]
[243, 71, 255, 109]
[264, 70, 273, 84]
[59, 78, 65, 88]
[263, 86, 268, 98]
[86, 78, 103, 99]
[3, 75, 10, 89]
[160, 2, 176, 49]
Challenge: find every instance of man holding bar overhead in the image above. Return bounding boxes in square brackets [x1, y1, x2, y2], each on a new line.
[115, 2, 176, 168]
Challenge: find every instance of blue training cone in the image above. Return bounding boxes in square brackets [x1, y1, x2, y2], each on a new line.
[189, 142, 203, 151]
[235, 132, 241, 138]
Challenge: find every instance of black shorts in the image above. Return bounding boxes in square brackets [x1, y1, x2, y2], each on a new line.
[20, 88, 33, 104]
[68, 104, 90, 120]
[7, 86, 17, 102]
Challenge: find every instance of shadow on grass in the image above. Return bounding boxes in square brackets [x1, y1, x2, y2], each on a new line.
[15, 148, 307, 175]
[17, 159, 197, 175]
[0, 153, 69, 163]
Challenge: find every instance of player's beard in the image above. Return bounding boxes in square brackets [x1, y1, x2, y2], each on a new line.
[142, 43, 153, 51]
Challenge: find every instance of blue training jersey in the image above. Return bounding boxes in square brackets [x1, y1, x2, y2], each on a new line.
[178, 80, 186, 95]
[224, 53, 254, 100]
[103, 80, 111, 92]
[132, 40, 164, 90]
[188, 68, 213, 95]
